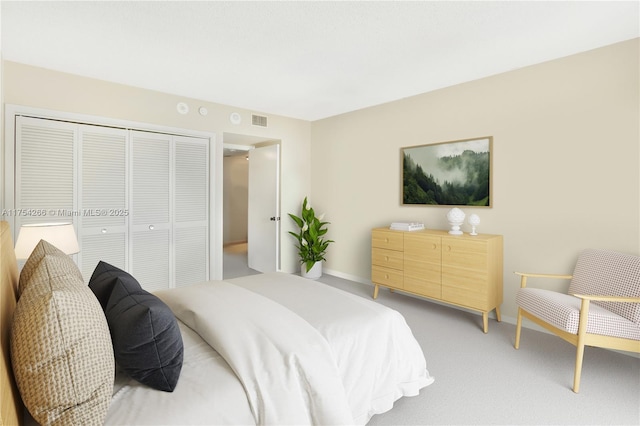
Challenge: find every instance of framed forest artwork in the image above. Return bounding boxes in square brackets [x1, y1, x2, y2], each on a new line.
[401, 136, 492, 207]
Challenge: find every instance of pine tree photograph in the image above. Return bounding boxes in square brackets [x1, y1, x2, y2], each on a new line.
[402, 137, 492, 206]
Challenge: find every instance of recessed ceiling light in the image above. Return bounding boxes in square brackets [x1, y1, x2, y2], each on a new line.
[176, 102, 189, 115]
[230, 112, 242, 125]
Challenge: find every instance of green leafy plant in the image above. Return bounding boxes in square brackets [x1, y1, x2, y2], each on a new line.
[288, 197, 334, 273]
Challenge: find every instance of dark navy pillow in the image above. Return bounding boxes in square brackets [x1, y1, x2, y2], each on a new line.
[89, 261, 183, 392]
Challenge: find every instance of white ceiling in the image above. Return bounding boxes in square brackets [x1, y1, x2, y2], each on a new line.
[2, 1, 638, 121]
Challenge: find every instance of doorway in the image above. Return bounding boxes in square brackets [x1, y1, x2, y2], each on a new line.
[222, 132, 280, 279]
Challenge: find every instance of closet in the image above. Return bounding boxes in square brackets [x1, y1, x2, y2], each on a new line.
[13, 115, 210, 290]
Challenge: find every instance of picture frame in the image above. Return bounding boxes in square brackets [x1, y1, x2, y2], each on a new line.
[401, 136, 492, 207]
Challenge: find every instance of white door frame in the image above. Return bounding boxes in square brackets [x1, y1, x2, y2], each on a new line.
[222, 137, 281, 274]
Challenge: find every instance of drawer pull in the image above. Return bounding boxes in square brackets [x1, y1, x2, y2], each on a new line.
[385, 256, 389, 261]
[101, 228, 107, 234]
[385, 274, 389, 279]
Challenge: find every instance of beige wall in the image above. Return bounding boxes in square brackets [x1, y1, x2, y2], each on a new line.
[223, 155, 249, 245]
[1, 61, 311, 273]
[311, 39, 640, 322]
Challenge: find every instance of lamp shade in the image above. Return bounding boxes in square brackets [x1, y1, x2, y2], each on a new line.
[14, 222, 80, 259]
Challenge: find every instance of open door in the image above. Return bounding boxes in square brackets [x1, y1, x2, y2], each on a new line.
[247, 144, 280, 272]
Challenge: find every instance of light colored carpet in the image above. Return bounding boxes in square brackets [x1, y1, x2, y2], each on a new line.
[318, 274, 640, 426]
[223, 250, 640, 425]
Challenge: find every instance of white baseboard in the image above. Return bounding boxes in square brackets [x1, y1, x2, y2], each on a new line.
[323, 268, 370, 285]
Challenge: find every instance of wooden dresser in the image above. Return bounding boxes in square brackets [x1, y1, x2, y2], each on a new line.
[371, 228, 503, 333]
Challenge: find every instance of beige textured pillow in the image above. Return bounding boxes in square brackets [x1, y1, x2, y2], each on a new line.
[18, 237, 84, 296]
[11, 240, 114, 426]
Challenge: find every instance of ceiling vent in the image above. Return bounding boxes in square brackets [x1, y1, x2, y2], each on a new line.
[252, 114, 268, 127]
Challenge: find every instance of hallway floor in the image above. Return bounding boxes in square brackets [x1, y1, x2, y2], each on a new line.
[223, 242, 260, 279]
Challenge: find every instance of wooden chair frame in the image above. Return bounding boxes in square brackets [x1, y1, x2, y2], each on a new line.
[514, 272, 640, 393]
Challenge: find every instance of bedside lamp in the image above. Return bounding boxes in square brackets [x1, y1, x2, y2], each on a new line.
[14, 222, 79, 259]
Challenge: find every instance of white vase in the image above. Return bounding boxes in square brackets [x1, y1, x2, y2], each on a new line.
[446, 208, 466, 235]
[468, 213, 481, 236]
[301, 261, 322, 279]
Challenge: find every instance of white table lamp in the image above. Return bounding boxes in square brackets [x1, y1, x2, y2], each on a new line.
[14, 222, 79, 259]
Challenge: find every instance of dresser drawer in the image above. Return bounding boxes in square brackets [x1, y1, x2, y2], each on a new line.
[372, 265, 404, 289]
[372, 247, 404, 270]
[372, 229, 404, 251]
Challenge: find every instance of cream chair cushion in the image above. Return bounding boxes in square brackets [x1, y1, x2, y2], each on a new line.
[516, 288, 640, 340]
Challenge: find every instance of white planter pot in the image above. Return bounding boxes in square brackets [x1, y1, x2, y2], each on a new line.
[301, 262, 322, 279]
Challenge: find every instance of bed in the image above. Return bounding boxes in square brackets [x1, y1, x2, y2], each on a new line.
[1, 220, 434, 425]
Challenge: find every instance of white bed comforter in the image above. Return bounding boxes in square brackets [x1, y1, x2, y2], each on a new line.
[160, 279, 354, 425]
[105, 273, 433, 425]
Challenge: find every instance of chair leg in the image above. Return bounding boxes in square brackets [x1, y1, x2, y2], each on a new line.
[573, 298, 590, 393]
[573, 342, 585, 393]
[515, 308, 523, 349]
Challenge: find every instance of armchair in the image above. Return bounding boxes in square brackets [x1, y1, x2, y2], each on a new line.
[514, 248, 640, 393]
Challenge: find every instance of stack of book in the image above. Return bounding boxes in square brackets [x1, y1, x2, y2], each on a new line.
[389, 222, 425, 231]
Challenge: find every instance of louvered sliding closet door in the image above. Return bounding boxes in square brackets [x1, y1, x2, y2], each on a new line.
[15, 117, 77, 230]
[14, 115, 211, 290]
[174, 136, 209, 287]
[130, 131, 172, 291]
[79, 125, 128, 282]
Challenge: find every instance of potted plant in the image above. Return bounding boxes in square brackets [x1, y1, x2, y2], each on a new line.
[288, 197, 334, 279]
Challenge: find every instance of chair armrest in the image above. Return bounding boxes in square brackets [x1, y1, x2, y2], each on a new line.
[571, 294, 640, 303]
[515, 272, 573, 279]
[514, 272, 573, 288]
